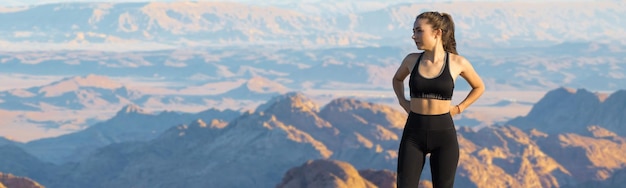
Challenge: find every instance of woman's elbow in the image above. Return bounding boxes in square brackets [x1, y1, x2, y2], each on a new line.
[473, 83, 485, 93]
[392, 76, 404, 83]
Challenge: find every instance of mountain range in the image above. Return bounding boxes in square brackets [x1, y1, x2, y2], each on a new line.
[507, 87, 626, 136]
[2, 40, 624, 92]
[2, 39, 625, 141]
[0, 87, 625, 187]
[22, 104, 239, 164]
[0, 1, 624, 51]
[2, 2, 625, 142]
[0, 74, 277, 141]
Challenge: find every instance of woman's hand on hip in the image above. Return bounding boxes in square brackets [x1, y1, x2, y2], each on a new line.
[400, 99, 410, 113]
[449, 105, 461, 117]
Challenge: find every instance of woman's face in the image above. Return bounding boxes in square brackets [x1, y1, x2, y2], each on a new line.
[412, 18, 439, 51]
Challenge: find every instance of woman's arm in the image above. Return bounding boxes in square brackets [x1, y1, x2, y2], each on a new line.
[393, 54, 414, 113]
[453, 57, 485, 115]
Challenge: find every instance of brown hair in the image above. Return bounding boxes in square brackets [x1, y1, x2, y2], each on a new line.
[416, 12, 458, 55]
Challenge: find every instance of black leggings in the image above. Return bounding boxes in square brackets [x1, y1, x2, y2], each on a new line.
[397, 111, 459, 188]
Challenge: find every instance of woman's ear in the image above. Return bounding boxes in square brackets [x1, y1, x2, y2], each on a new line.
[437, 28, 444, 39]
[432, 28, 442, 40]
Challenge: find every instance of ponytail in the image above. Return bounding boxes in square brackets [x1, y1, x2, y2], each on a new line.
[441, 13, 458, 55]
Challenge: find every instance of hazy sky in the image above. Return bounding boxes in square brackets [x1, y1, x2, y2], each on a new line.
[0, 0, 593, 7]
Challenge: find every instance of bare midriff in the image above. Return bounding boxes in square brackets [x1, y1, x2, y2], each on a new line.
[410, 98, 451, 115]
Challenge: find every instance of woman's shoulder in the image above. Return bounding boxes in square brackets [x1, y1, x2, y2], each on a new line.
[448, 53, 471, 65]
[404, 52, 422, 61]
[401, 52, 422, 65]
[406, 52, 422, 58]
[447, 53, 474, 74]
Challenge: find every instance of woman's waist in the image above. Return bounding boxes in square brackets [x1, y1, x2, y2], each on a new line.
[410, 98, 452, 115]
[404, 111, 455, 130]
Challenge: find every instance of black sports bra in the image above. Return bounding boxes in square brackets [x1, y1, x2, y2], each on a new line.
[409, 53, 454, 100]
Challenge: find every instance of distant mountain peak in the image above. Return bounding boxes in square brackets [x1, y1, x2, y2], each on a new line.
[282, 91, 308, 99]
[188, 118, 228, 129]
[324, 98, 365, 110]
[245, 76, 289, 94]
[39, 74, 123, 97]
[559, 87, 577, 94]
[604, 89, 626, 103]
[255, 91, 319, 113]
[528, 86, 600, 112]
[551, 87, 597, 98]
[507, 87, 626, 136]
[216, 77, 290, 100]
[116, 104, 149, 116]
[322, 97, 391, 113]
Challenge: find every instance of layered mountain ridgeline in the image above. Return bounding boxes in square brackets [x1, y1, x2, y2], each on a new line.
[0, 92, 407, 188]
[2, 41, 625, 93]
[34, 94, 390, 187]
[506, 87, 626, 136]
[456, 125, 625, 187]
[0, 74, 242, 163]
[0, 172, 44, 188]
[4, 41, 625, 140]
[1, 88, 625, 187]
[0, 74, 141, 111]
[19, 104, 239, 164]
[0, 74, 286, 112]
[0, 74, 266, 142]
[277, 125, 626, 188]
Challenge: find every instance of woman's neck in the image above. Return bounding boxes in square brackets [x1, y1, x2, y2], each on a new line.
[422, 45, 446, 64]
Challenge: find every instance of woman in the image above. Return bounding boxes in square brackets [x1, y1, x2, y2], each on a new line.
[392, 11, 485, 188]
